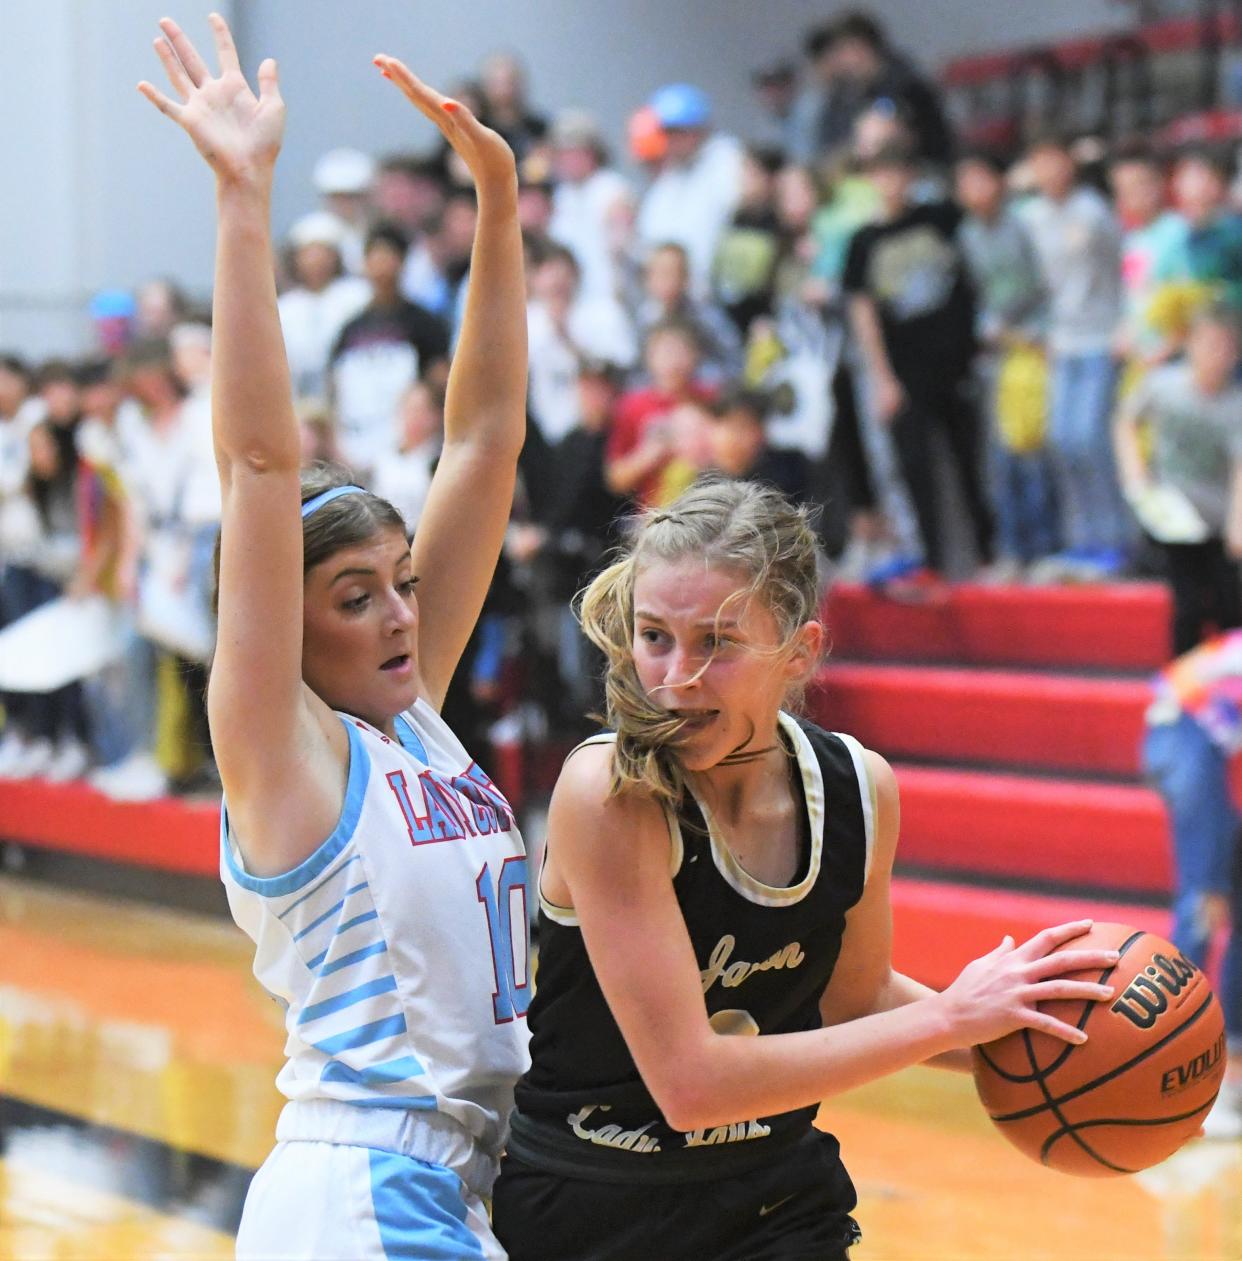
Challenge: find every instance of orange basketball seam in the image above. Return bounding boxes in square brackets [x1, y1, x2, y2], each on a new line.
[974, 929, 1144, 1086]
[1038, 1096, 1220, 1167]
[1021, 1027, 1127, 1173]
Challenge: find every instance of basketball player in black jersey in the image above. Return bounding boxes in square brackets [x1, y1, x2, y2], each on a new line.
[492, 478, 1120, 1261]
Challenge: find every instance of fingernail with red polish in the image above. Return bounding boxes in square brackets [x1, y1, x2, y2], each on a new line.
[442, 101, 460, 113]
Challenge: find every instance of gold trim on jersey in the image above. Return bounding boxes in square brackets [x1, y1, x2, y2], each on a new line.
[683, 712, 826, 909]
[832, 730, 876, 884]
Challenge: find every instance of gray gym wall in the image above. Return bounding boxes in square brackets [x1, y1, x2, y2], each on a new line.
[2, 0, 1126, 357]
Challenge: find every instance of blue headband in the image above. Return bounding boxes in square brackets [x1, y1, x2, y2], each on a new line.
[301, 485, 367, 519]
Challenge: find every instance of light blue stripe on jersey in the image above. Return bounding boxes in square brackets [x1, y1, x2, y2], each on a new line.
[311, 1013, 408, 1056]
[278, 854, 362, 922]
[297, 975, 399, 1025]
[292, 881, 371, 943]
[334, 909, 379, 935]
[320, 1054, 439, 1106]
[394, 714, 430, 763]
[368, 1150, 485, 1259]
[220, 719, 370, 896]
[321, 1054, 426, 1085]
[318, 940, 389, 977]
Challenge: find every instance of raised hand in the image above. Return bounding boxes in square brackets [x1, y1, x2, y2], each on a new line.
[138, 13, 284, 186]
[938, 919, 1121, 1047]
[373, 55, 516, 193]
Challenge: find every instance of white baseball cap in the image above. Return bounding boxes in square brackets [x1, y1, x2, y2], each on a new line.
[288, 211, 347, 250]
[312, 147, 376, 196]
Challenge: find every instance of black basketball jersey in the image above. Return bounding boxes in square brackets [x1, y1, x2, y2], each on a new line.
[509, 713, 874, 1184]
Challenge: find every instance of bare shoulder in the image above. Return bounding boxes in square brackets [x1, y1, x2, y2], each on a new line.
[216, 682, 351, 878]
[862, 747, 898, 802]
[548, 741, 672, 890]
[554, 742, 664, 830]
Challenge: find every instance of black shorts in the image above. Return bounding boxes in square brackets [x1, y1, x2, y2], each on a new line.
[492, 1129, 860, 1261]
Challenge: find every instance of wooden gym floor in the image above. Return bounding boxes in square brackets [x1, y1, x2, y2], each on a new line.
[1, 874, 1238, 1261]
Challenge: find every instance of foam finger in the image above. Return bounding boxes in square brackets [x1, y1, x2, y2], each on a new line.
[158, 17, 211, 86]
[207, 11, 241, 74]
[153, 36, 193, 99]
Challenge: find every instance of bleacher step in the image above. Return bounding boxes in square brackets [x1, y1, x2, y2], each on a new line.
[894, 764, 1169, 896]
[812, 663, 1149, 776]
[890, 877, 1169, 991]
[0, 778, 219, 876]
[824, 582, 1170, 672]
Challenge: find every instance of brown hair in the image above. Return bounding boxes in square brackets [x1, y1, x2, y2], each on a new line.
[578, 477, 824, 807]
[210, 462, 407, 617]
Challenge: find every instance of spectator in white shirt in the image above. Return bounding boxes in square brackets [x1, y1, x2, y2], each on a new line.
[372, 375, 445, 534]
[636, 84, 743, 293]
[527, 244, 637, 444]
[277, 212, 370, 400]
[311, 147, 376, 275]
[548, 110, 634, 304]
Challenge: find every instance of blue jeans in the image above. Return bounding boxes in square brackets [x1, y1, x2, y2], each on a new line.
[1049, 352, 1127, 553]
[1143, 714, 1242, 1037]
[0, 564, 88, 744]
[82, 618, 157, 767]
[992, 446, 1059, 562]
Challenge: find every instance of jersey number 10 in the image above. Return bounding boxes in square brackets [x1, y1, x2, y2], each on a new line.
[476, 857, 530, 1024]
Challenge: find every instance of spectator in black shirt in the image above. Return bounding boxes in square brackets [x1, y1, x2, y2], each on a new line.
[508, 359, 627, 736]
[843, 141, 992, 578]
[480, 51, 548, 161]
[821, 12, 954, 168]
[328, 221, 450, 483]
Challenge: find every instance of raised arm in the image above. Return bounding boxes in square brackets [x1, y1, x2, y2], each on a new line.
[140, 16, 344, 871]
[548, 746, 1120, 1133]
[375, 58, 526, 709]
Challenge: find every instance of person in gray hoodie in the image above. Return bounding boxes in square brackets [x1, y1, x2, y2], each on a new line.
[1020, 134, 1128, 577]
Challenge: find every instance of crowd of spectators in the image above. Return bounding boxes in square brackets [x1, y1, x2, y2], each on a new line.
[5, 8, 1242, 799]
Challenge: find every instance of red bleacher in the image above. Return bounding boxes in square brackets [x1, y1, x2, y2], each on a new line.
[825, 582, 1168, 671]
[0, 581, 1177, 988]
[0, 775, 219, 875]
[813, 663, 1150, 776]
[812, 581, 1174, 983]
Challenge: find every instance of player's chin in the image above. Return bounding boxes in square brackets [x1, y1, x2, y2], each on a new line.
[677, 726, 733, 771]
[375, 672, 420, 713]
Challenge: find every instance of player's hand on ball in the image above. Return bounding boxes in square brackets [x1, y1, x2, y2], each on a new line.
[138, 13, 285, 186]
[373, 55, 516, 192]
[940, 919, 1120, 1048]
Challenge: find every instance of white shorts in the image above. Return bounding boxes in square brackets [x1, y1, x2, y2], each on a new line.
[236, 1101, 504, 1260]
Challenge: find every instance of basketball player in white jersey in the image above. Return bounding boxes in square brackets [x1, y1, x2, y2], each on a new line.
[139, 17, 528, 1259]
[492, 479, 1123, 1260]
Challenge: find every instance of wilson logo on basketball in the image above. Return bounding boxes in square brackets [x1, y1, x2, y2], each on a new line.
[1161, 1032, 1226, 1096]
[1109, 952, 1200, 1030]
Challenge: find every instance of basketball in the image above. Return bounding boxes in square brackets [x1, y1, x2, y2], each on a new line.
[972, 922, 1226, 1176]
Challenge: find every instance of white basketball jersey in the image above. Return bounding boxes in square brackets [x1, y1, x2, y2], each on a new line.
[222, 699, 531, 1163]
